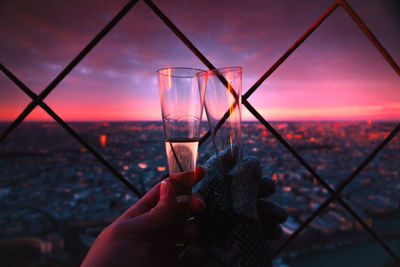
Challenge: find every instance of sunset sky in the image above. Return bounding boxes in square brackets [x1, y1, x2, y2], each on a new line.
[0, 0, 399, 121]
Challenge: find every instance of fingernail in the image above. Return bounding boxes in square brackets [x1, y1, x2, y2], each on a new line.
[160, 181, 168, 197]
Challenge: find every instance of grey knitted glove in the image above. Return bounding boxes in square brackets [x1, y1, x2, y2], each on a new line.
[193, 149, 287, 267]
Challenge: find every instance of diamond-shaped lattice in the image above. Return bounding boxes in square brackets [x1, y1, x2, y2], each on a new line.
[0, 0, 399, 263]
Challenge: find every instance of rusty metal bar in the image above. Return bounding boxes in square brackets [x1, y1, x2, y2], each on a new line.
[243, 1, 340, 100]
[0, 0, 139, 143]
[272, 123, 400, 263]
[339, 0, 400, 76]
[0, 63, 144, 198]
[242, 99, 400, 261]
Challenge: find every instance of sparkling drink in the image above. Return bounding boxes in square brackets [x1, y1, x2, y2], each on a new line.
[165, 138, 199, 174]
[157, 67, 206, 175]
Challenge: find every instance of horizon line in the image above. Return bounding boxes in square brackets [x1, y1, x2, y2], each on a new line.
[0, 119, 399, 123]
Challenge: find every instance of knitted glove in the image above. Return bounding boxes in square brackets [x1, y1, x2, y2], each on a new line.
[193, 149, 287, 267]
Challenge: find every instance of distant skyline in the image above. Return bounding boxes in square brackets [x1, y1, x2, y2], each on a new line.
[1, 0, 399, 122]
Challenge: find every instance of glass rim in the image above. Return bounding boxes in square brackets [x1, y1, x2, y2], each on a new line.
[157, 67, 206, 78]
[207, 66, 242, 74]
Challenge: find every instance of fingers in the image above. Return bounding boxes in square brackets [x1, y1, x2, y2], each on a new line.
[179, 246, 205, 267]
[179, 219, 205, 267]
[150, 181, 178, 223]
[194, 166, 206, 185]
[258, 177, 276, 198]
[183, 218, 201, 243]
[174, 217, 201, 252]
[117, 182, 162, 221]
[190, 193, 206, 216]
[169, 166, 206, 190]
[219, 145, 238, 174]
[119, 177, 206, 224]
[179, 218, 204, 266]
[115, 181, 178, 234]
[257, 199, 286, 240]
[257, 200, 288, 224]
[170, 171, 195, 192]
[263, 223, 283, 240]
[231, 156, 261, 220]
[204, 145, 237, 175]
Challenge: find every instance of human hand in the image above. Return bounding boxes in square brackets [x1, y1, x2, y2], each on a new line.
[81, 167, 206, 267]
[193, 149, 287, 267]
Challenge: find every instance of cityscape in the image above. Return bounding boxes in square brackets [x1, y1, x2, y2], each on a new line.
[0, 120, 399, 266]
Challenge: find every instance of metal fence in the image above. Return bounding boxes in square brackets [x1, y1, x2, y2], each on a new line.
[1, 0, 399, 264]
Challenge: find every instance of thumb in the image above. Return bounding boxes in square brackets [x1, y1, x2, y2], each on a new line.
[119, 181, 178, 235]
[150, 180, 178, 225]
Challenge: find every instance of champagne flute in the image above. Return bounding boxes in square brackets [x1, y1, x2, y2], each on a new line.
[203, 67, 242, 171]
[157, 67, 207, 201]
